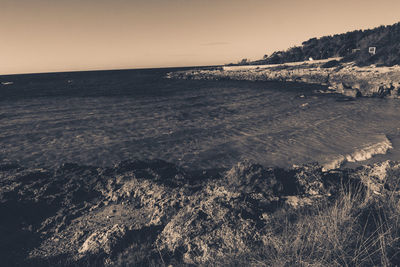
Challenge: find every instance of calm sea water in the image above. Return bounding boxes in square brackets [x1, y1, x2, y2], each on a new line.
[2, 68, 400, 170]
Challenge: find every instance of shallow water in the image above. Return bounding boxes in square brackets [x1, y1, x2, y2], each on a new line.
[1, 68, 400, 170]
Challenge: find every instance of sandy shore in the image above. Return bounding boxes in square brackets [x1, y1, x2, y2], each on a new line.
[167, 59, 400, 98]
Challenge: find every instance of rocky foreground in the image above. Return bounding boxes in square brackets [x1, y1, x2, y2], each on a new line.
[1, 159, 400, 266]
[167, 59, 400, 98]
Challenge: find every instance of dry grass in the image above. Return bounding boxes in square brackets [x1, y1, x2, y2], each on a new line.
[214, 185, 400, 267]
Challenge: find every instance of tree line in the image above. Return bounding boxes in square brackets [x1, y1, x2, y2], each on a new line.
[236, 22, 400, 66]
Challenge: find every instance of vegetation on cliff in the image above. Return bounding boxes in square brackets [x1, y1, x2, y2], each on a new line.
[242, 22, 400, 66]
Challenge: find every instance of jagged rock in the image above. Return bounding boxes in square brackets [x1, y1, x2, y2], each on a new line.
[113, 159, 188, 187]
[3, 159, 400, 265]
[223, 161, 281, 195]
[156, 183, 266, 264]
[156, 162, 287, 264]
[101, 173, 189, 225]
[350, 161, 400, 195]
[292, 163, 324, 196]
[79, 224, 128, 256]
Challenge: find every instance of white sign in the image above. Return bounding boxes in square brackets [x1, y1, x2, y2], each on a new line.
[369, 47, 376, 55]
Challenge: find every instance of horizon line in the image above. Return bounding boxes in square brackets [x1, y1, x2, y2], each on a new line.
[0, 64, 223, 77]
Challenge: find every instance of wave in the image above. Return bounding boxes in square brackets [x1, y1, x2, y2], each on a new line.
[322, 135, 393, 171]
[1, 81, 13, 85]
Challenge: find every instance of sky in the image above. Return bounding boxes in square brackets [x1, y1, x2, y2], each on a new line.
[1, 0, 400, 75]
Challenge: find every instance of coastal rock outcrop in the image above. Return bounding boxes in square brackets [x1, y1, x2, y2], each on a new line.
[157, 161, 281, 264]
[78, 224, 128, 256]
[156, 183, 265, 264]
[167, 60, 400, 99]
[2, 159, 400, 266]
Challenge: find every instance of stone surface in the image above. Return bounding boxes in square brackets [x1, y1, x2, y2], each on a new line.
[156, 183, 266, 264]
[79, 224, 127, 256]
[2, 159, 400, 265]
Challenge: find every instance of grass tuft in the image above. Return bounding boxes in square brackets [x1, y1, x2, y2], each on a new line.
[211, 184, 400, 267]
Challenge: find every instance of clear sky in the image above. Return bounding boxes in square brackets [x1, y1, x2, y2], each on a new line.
[1, 0, 400, 74]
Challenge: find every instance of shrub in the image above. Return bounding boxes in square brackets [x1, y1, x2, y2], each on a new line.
[322, 60, 341, 68]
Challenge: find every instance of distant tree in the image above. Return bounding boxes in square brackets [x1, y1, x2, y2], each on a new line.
[266, 52, 283, 64]
[253, 21, 400, 66]
[238, 58, 249, 65]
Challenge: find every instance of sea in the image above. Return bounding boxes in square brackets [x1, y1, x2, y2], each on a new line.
[1, 67, 400, 171]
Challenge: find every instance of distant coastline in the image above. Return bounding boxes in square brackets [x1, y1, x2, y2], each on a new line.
[167, 58, 400, 98]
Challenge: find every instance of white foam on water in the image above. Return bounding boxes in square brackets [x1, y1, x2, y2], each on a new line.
[345, 137, 393, 162]
[322, 135, 393, 171]
[1, 81, 13, 85]
[322, 155, 346, 171]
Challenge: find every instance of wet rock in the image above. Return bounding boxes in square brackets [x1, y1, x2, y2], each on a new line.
[342, 88, 361, 98]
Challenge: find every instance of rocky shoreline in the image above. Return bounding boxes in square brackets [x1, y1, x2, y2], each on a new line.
[167, 59, 400, 98]
[2, 159, 400, 266]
